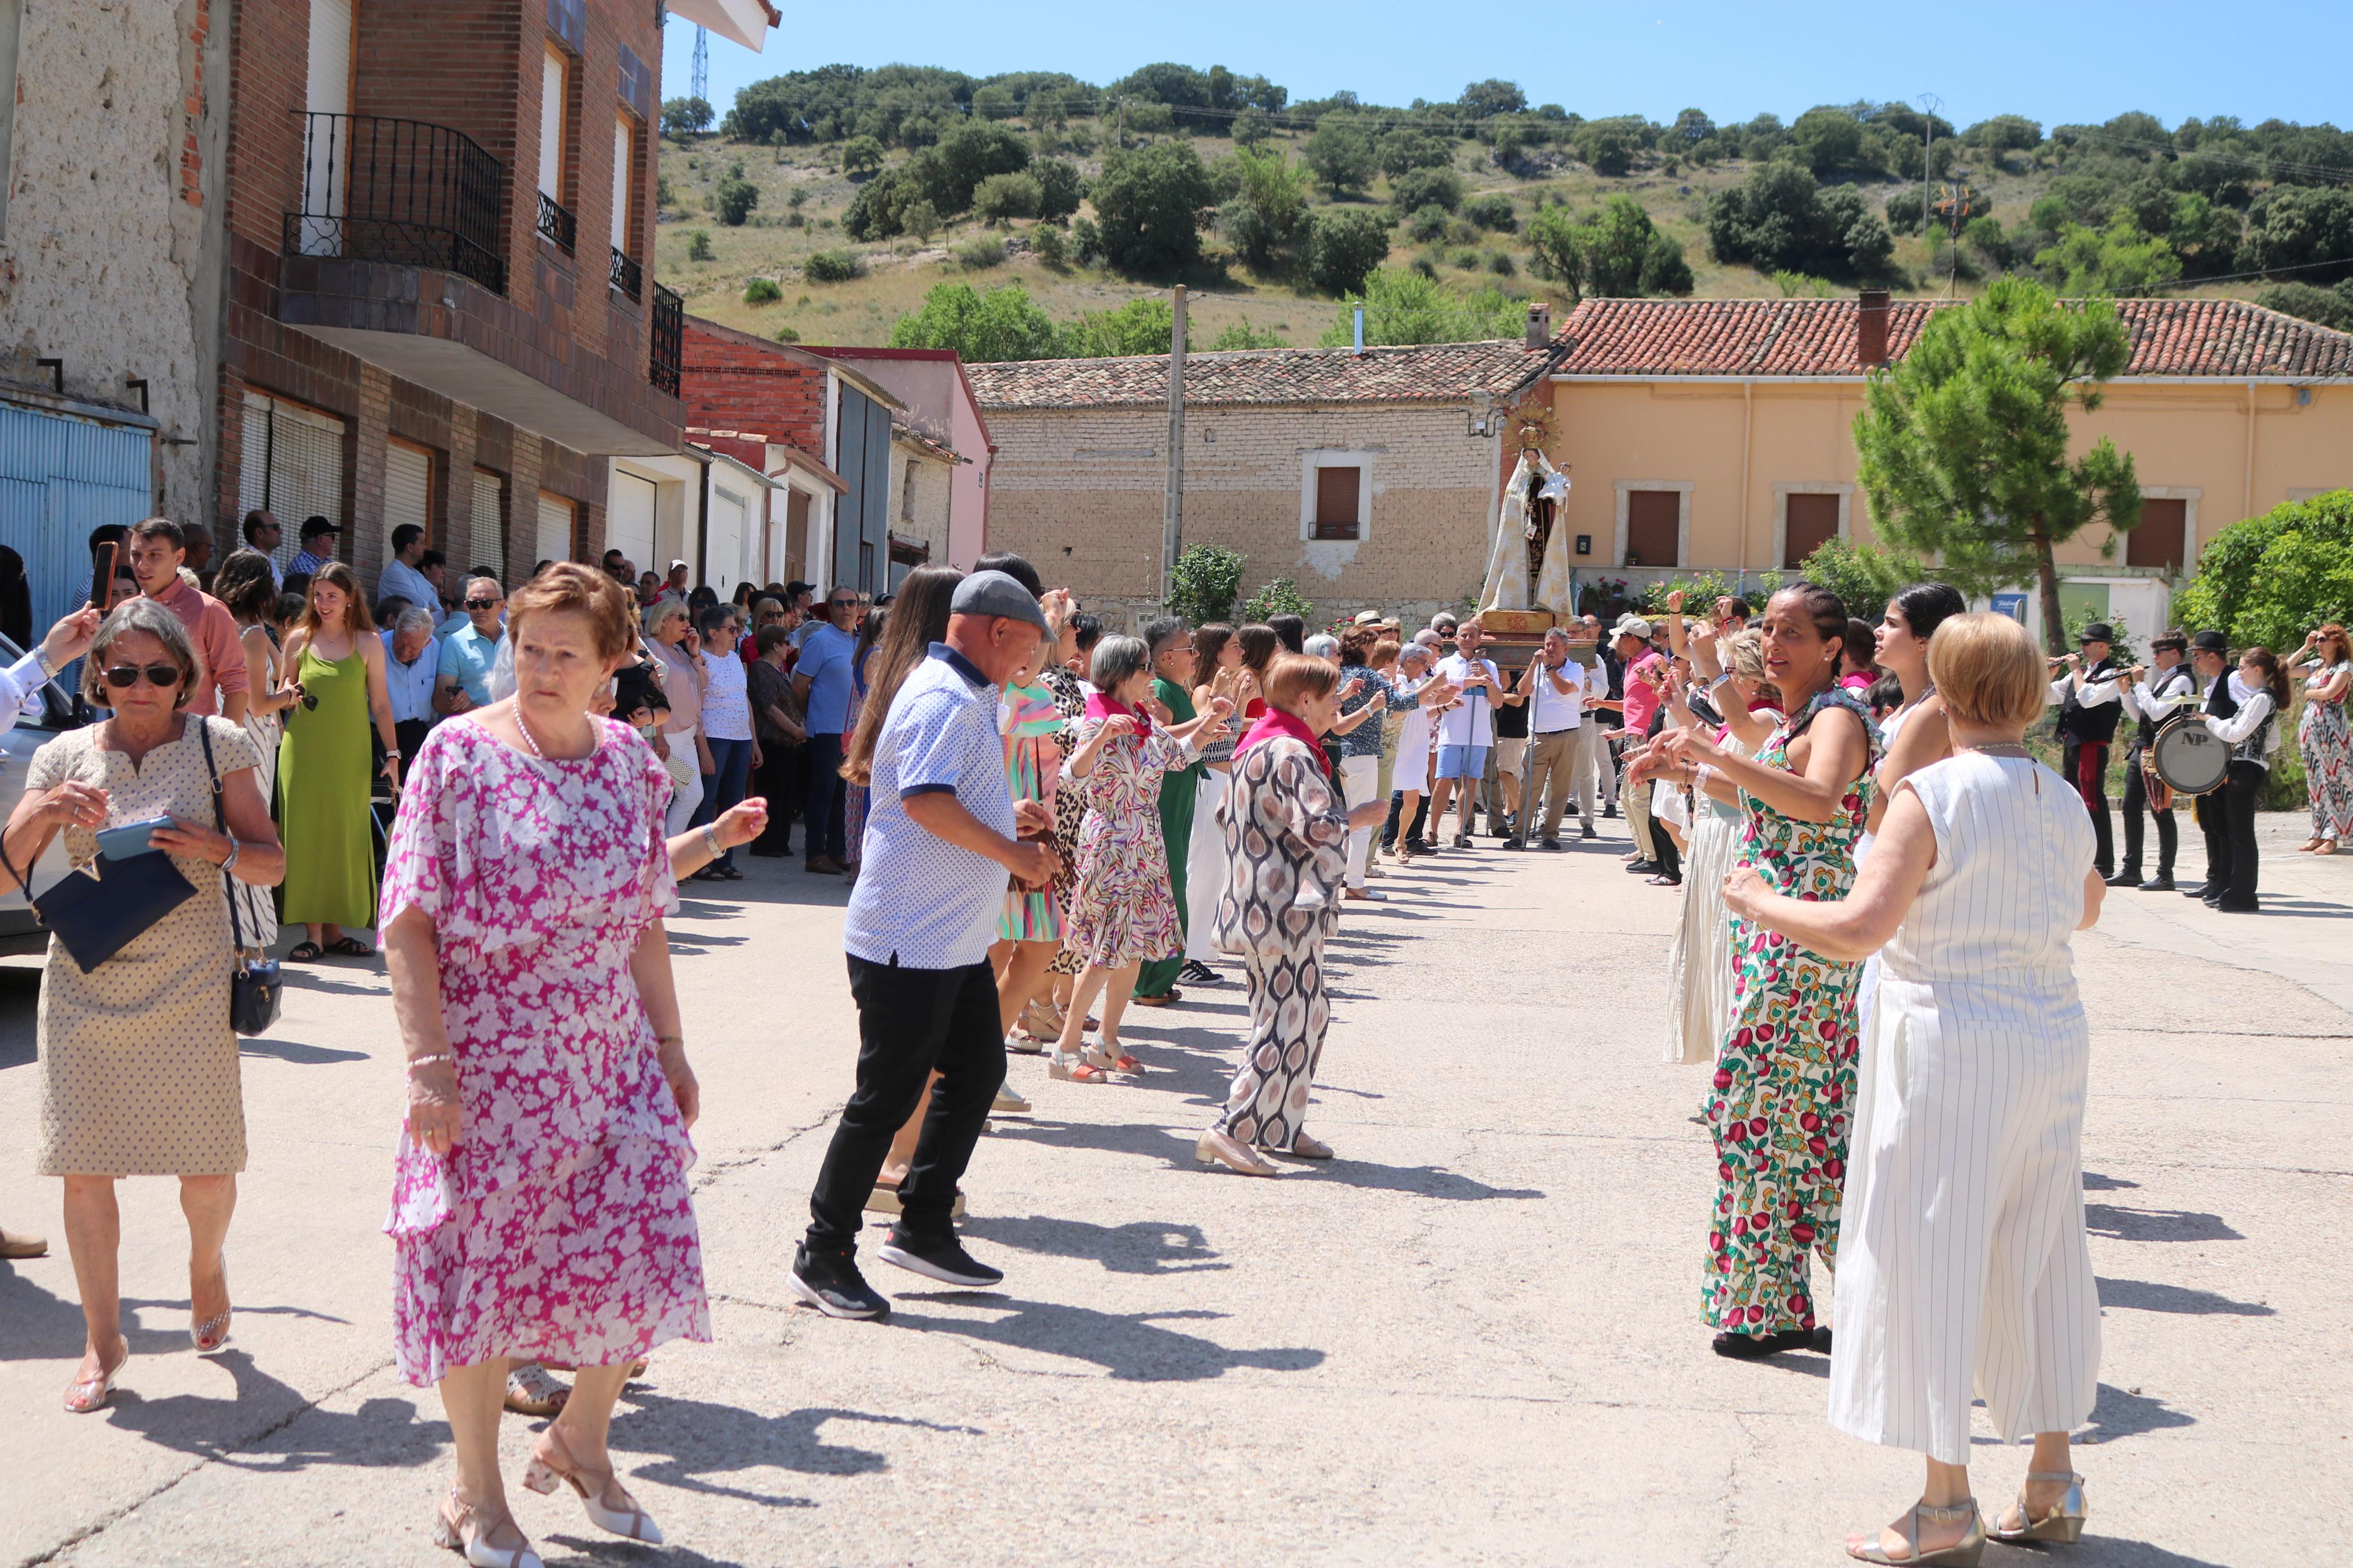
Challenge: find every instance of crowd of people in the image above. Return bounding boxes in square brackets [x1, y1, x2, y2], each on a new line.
[6, 510, 2349, 1566]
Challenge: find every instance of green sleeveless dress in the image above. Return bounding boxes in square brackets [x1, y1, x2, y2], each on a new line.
[278, 645, 377, 930]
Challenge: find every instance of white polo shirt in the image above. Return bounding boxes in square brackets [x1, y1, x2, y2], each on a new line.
[1435, 652, 1502, 748]
[1528, 656, 1587, 733]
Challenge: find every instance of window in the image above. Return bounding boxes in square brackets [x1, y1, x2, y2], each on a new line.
[1783, 492, 1841, 569]
[384, 439, 433, 560]
[2128, 497, 2187, 573]
[1314, 465, 1361, 539]
[784, 489, 810, 584]
[239, 392, 347, 570]
[471, 468, 506, 578]
[607, 470, 656, 574]
[1624, 489, 1680, 567]
[538, 49, 568, 203]
[535, 490, 576, 566]
[610, 114, 636, 255]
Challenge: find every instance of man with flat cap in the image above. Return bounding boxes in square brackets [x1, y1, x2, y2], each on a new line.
[790, 570, 1062, 1321]
[2049, 620, 2123, 879]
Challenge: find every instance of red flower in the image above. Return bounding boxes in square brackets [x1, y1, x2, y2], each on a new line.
[1799, 1111, 1820, 1132]
[1808, 1136, 1827, 1156]
[1791, 1223, 1816, 1246]
[1826, 1157, 1845, 1179]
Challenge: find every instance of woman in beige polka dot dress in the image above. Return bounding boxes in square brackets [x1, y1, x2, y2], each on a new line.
[0, 599, 284, 1413]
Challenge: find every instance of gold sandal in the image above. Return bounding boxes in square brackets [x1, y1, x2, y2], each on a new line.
[521, 1426, 663, 1544]
[1847, 1500, 1984, 1565]
[1988, 1471, 2086, 1544]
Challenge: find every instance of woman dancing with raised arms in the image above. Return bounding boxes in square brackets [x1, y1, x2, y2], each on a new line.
[1726, 612, 2106, 1566]
[1634, 583, 1876, 1360]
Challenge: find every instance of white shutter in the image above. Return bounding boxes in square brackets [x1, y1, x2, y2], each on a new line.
[263, 397, 346, 571]
[238, 393, 271, 523]
[470, 469, 505, 580]
[611, 117, 632, 254]
[607, 470, 656, 575]
[707, 485, 748, 598]
[538, 50, 565, 201]
[384, 440, 431, 565]
[535, 490, 574, 566]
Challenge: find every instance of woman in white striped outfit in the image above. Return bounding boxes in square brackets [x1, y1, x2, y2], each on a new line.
[1726, 613, 2106, 1567]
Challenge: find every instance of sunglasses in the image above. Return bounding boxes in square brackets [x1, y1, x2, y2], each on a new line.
[464, 598, 502, 610]
[102, 663, 183, 690]
[829, 598, 858, 610]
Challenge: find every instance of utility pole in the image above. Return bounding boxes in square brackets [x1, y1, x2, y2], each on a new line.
[1162, 285, 1187, 605]
[1915, 93, 1942, 270]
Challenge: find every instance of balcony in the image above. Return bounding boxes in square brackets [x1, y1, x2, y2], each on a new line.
[610, 247, 643, 301]
[537, 190, 577, 254]
[284, 112, 505, 294]
[651, 283, 683, 397]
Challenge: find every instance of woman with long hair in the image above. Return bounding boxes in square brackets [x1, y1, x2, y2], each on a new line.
[1179, 623, 1245, 983]
[1196, 652, 1392, 1175]
[279, 561, 399, 962]
[2288, 623, 2353, 853]
[838, 593, 893, 873]
[1235, 623, 1280, 719]
[1730, 613, 2107, 1567]
[212, 549, 302, 957]
[1644, 584, 1878, 1359]
[2201, 644, 2289, 912]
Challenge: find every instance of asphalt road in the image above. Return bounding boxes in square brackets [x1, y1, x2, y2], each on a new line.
[0, 811, 2346, 1567]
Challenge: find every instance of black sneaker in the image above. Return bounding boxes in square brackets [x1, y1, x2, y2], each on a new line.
[789, 1243, 890, 1320]
[1581, 823, 1598, 840]
[878, 1227, 1005, 1288]
[1712, 1328, 1812, 1360]
[1540, 838, 1567, 852]
[1498, 837, 1524, 851]
[1603, 804, 1619, 819]
[1180, 960, 1221, 984]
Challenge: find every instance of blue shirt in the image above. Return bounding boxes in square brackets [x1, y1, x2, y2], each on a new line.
[798, 623, 858, 734]
[435, 623, 505, 705]
[842, 645, 1013, 970]
[289, 547, 333, 578]
[381, 631, 438, 724]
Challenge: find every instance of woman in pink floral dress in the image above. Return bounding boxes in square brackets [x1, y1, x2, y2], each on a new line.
[384, 564, 705, 1568]
[1049, 634, 1229, 1080]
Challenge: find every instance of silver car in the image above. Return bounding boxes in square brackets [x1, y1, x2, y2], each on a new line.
[0, 632, 84, 955]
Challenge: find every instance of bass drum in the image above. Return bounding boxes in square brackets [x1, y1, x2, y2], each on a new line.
[2148, 712, 2230, 798]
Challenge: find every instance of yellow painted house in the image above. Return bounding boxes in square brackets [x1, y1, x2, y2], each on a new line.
[1538, 294, 2353, 639]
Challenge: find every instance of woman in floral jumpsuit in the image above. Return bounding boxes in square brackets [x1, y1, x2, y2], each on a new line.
[1635, 585, 1877, 1359]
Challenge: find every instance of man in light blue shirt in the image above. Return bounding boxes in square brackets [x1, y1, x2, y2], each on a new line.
[380, 606, 439, 764]
[433, 575, 506, 714]
[792, 586, 862, 872]
[791, 568, 1059, 1322]
[378, 524, 439, 623]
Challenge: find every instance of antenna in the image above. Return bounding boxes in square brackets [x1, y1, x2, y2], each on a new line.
[690, 26, 708, 105]
[1915, 93, 1943, 266]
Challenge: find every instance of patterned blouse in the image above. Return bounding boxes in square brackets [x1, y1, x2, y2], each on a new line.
[1212, 736, 1351, 958]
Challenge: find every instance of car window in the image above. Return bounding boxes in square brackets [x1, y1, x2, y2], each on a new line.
[0, 632, 79, 731]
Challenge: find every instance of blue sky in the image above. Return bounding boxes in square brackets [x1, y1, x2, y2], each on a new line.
[663, 1, 2351, 131]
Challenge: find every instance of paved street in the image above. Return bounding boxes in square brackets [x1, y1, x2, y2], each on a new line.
[1, 811, 2347, 1567]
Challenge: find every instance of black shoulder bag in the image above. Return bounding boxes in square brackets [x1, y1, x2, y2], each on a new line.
[0, 735, 197, 974]
[198, 720, 282, 1035]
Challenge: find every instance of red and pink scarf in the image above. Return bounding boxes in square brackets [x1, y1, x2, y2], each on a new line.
[1236, 706, 1331, 778]
[1084, 690, 1154, 737]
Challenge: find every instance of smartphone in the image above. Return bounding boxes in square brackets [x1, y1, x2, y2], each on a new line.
[95, 815, 173, 861]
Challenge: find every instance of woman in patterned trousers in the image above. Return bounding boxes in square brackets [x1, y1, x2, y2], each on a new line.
[1197, 653, 1393, 1176]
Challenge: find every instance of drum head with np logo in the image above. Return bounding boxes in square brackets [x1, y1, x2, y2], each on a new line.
[2150, 716, 2230, 797]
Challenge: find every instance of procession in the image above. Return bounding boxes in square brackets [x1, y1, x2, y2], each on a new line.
[6, 3, 2353, 1563]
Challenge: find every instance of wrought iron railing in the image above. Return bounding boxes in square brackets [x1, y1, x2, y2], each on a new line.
[284, 112, 506, 294]
[610, 247, 643, 300]
[537, 190, 577, 253]
[650, 282, 683, 397]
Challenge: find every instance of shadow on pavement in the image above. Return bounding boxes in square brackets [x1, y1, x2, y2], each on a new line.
[0, 1276, 347, 1363]
[1306, 1160, 1545, 1203]
[2079, 1171, 2140, 1191]
[88, 1349, 432, 1473]
[887, 1297, 1326, 1382]
[2095, 1277, 2274, 1316]
[612, 1391, 980, 1496]
[959, 1214, 1229, 1275]
[238, 1038, 369, 1065]
[2082, 1381, 2195, 1442]
[2084, 1205, 2242, 1243]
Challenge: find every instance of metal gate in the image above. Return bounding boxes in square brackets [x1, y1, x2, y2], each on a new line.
[0, 401, 155, 636]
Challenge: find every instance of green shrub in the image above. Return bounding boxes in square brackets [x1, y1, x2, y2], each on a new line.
[686, 229, 713, 262]
[1243, 577, 1316, 623]
[972, 172, 1042, 223]
[1462, 193, 1517, 232]
[1390, 165, 1464, 215]
[2174, 489, 2353, 652]
[902, 198, 939, 240]
[714, 163, 757, 226]
[1032, 158, 1085, 222]
[773, 324, 801, 343]
[743, 276, 783, 305]
[1486, 250, 1516, 276]
[1406, 204, 1451, 243]
[804, 248, 863, 283]
[955, 236, 1007, 269]
[1169, 543, 1246, 626]
[1308, 207, 1393, 296]
[1031, 222, 1069, 268]
[841, 135, 886, 177]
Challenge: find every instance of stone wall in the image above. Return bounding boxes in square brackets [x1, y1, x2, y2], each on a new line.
[980, 399, 1504, 627]
[0, 0, 231, 525]
[889, 442, 954, 567]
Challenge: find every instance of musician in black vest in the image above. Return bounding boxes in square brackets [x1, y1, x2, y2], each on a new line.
[2111, 628, 2198, 890]
[2194, 640, 2287, 913]
[2047, 621, 2123, 879]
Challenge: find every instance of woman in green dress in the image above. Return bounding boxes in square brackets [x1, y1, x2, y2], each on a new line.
[1638, 584, 1877, 1360]
[278, 562, 400, 961]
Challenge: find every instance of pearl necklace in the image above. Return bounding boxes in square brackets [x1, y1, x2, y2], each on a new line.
[513, 704, 548, 760]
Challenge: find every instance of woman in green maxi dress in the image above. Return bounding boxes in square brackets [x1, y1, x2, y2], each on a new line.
[278, 563, 400, 961]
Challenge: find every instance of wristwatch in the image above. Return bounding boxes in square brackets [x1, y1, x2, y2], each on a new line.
[701, 822, 722, 860]
[219, 840, 241, 876]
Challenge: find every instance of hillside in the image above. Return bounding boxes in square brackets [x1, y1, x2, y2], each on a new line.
[650, 86, 2346, 356]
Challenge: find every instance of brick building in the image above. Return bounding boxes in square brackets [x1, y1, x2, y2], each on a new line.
[967, 333, 1559, 628]
[215, 0, 775, 592]
[681, 316, 990, 596]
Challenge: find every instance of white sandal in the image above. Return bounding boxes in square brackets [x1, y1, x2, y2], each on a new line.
[431, 1488, 542, 1568]
[522, 1427, 663, 1544]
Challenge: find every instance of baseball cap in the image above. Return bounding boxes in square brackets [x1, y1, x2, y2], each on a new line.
[949, 570, 1049, 632]
[1611, 614, 1654, 641]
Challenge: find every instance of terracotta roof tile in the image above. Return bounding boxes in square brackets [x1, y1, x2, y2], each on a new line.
[1551, 296, 2353, 378]
[964, 339, 1552, 410]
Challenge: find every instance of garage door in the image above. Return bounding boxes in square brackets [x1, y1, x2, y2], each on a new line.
[607, 470, 657, 578]
[470, 469, 505, 581]
[384, 439, 431, 562]
[707, 483, 748, 599]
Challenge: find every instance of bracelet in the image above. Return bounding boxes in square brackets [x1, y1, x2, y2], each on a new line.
[1695, 763, 1714, 794]
[219, 840, 240, 876]
[406, 1053, 455, 1073]
[700, 823, 722, 859]
[655, 1034, 685, 1050]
